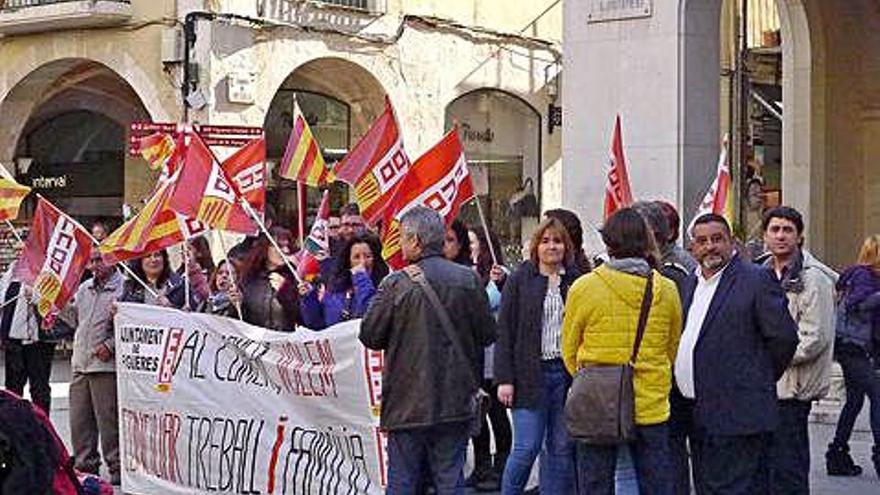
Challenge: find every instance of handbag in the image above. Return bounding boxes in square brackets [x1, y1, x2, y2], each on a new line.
[403, 264, 489, 437]
[564, 275, 653, 445]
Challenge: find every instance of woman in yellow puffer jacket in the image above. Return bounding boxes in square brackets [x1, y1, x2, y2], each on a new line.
[561, 207, 682, 494]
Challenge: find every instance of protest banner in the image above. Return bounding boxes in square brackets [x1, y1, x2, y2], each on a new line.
[115, 303, 386, 495]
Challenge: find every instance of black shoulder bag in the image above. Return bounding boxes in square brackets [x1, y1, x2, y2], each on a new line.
[403, 264, 490, 437]
[564, 275, 653, 445]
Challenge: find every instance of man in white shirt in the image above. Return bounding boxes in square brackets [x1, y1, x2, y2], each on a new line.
[669, 213, 798, 495]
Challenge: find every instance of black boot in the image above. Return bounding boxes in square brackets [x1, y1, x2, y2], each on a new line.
[872, 445, 880, 479]
[826, 442, 863, 476]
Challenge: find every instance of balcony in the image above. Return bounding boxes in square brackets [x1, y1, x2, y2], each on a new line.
[0, 0, 132, 36]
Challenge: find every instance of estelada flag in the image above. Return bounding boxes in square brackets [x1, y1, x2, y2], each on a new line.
[295, 190, 330, 281]
[0, 175, 31, 222]
[604, 115, 634, 220]
[167, 132, 257, 235]
[222, 137, 267, 219]
[333, 97, 411, 224]
[14, 197, 92, 317]
[99, 180, 206, 264]
[379, 130, 474, 269]
[278, 99, 334, 187]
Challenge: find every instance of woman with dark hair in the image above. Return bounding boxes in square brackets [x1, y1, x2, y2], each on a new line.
[270, 226, 296, 256]
[464, 226, 513, 491]
[561, 207, 682, 494]
[120, 250, 199, 309]
[443, 219, 472, 266]
[298, 234, 388, 329]
[495, 217, 582, 494]
[235, 235, 299, 331]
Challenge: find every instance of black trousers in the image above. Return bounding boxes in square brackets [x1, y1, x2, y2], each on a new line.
[472, 380, 512, 473]
[833, 342, 880, 447]
[669, 388, 705, 495]
[3, 340, 55, 413]
[699, 432, 772, 495]
[769, 399, 812, 495]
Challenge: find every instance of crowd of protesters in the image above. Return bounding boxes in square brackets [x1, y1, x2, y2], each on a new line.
[2, 197, 880, 495]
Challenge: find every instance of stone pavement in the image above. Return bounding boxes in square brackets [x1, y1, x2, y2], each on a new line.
[2, 356, 877, 494]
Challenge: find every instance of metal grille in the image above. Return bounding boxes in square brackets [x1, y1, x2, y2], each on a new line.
[2, 0, 130, 9]
[318, 0, 369, 10]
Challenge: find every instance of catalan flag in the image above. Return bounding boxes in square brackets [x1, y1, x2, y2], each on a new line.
[137, 132, 178, 171]
[98, 180, 206, 264]
[278, 98, 334, 187]
[0, 176, 31, 222]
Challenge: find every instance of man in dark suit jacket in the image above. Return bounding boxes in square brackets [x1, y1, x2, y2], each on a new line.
[672, 213, 798, 494]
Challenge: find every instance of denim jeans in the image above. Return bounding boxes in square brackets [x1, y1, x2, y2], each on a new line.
[386, 422, 470, 495]
[615, 445, 640, 494]
[576, 423, 672, 495]
[501, 359, 575, 495]
[833, 343, 880, 447]
[769, 399, 812, 494]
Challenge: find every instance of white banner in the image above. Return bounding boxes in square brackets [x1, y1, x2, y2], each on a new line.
[114, 303, 386, 495]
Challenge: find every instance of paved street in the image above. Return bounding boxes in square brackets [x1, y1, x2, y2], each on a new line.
[3, 355, 877, 494]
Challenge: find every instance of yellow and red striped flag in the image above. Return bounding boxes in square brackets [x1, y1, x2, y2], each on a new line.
[278, 99, 334, 187]
[0, 176, 31, 222]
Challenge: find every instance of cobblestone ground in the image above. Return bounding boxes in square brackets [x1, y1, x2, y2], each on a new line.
[3, 356, 876, 494]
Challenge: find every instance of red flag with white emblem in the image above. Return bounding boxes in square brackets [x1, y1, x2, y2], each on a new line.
[14, 197, 93, 317]
[333, 97, 411, 224]
[167, 132, 257, 235]
[604, 115, 634, 220]
[379, 130, 474, 268]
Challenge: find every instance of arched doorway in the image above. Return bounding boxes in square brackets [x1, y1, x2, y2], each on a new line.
[1, 59, 151, 226]
[263, 57, 388, 231]
[445, 89, 542, 263]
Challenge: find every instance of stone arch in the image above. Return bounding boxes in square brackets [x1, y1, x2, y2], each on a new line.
[0, 58, 156, 163]
[679, 0, 819, 245]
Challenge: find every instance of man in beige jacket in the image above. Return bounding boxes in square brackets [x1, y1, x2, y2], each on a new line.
[762, 206, 837, 494]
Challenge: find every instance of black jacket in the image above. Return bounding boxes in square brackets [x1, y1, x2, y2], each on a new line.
[681, 255, 798, 435]
[240, 269, 299, 332]
[360, 254, 496, 430]
[494, 260, 581, 408]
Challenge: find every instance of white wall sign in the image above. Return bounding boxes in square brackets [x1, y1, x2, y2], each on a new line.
[587, 0, 652, 23]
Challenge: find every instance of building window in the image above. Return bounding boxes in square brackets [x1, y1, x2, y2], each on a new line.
[446, 90, 542, 264]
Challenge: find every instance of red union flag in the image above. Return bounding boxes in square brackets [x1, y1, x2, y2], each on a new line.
[604, 115, 634, 220]
[15, 197, 92, 317]
[333, 97, 411, 224]
[221, 137, 266, 217]
[167, 132, 257, 235]
[379, 130, 474, 268]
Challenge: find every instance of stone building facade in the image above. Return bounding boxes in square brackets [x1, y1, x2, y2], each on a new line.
[0, 0, 562, 264]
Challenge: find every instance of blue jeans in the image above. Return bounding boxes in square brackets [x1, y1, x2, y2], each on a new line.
[769, 400, 812, 494]
[576, 423, 672, 495]
[386, 422, 470, 495]
[501, 359, 575, 495]
[615, 445, 640, 494]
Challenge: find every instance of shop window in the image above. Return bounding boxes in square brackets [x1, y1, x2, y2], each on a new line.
[15, 110, 124, 222]
[446, 90, 542, 264]
[264, 90, 350, 231]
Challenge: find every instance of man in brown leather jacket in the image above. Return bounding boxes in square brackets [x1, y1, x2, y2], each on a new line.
[361, 207, 495, 494]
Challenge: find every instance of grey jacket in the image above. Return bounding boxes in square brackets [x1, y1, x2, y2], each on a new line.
[67, 271, 124, 374]
[772, 251, 838, 401]
[360, 254, 496, 430]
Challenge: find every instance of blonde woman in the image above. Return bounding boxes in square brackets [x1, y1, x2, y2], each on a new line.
[826, 235, 880, 478]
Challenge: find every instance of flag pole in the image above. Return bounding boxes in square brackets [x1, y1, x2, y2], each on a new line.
[3, 219, 23, 246]
[32, 194, 160, 299]
[215, 232, 243, 320]
[182, 234, 191, 311]
[297, 181, 307, 248]
[238, 198, 302, 284]
[473, 196, 498, 266]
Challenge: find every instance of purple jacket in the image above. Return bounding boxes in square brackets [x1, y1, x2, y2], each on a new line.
[836, 264, 880, 348]
[300, 271, 378, 330]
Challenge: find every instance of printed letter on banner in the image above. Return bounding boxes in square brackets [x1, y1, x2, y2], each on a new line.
[115, 304, 386, 495]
